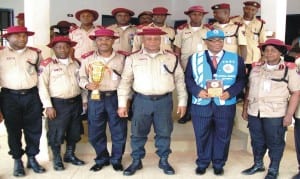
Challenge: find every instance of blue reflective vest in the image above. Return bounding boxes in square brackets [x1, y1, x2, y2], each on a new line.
[191, 50, 238, 106]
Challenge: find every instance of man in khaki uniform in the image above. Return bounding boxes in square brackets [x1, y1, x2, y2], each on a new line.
[132, 7, 175, 52]
[231, 1, 266, 72]
[174, 5, 210, 124]
[242, 39, 300, 179]
[118, 28, 187, 176]
[211, 3, 247, 60]
[0, 26, 45, 177]
[107, 8, 136, 53]
[79, 28, 127, 172]
[138, 11, 153, 26]
[69, 9, 102, 59]
[38, 36, 86, 171]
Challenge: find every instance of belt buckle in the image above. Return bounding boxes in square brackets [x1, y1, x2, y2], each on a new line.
[20, 91, 26, 95]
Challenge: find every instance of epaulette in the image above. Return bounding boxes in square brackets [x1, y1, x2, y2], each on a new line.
[40, 58, 53, 67]
[116, 50, 131, 57]
[177, 23, 188, 30]
[257, 18, 266, 24]
[0, 46, 5, 50]
[252, 61, 265, 68]
[81, 51, 94, 59]
[284, 62, 297, 69]
[27, 46, 41, 53]
[69, 25, 78, 32]
[234, 22, 243, 26]
[164, 49, 179, 57]
[204, 24, 214, 30]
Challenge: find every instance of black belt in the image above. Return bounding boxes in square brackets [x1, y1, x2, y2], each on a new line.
[136, 92, 171, 101]
[100, 90, 117, 97]
[51, 95, 81, 103]
[1, 87, 37, 95]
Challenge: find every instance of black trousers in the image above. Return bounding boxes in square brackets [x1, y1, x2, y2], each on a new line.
[0, 88, 42, 159]
[47, 95, 82, 147]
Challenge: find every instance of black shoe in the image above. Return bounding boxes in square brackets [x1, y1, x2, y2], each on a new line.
[89, 161, 109, 172]
[265, 169, 278, 179]
[53, 155, 65, 171]
[27, 156, 46, 173]
[242, 164, 265, 175]
[195, 167, 206, 175]
[213, 167, 224, 176]
[112, 163, 123, 171]
[158, 158, 175, 175]
[13, 159, 25, 177]
[178, 116, 191, 124]
[64, 145, 85, 166]
[123, 160, 143, 176]
[292, 172, 300, 179]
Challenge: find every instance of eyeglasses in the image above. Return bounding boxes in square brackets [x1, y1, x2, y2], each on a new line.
[206, 38, 224, 43]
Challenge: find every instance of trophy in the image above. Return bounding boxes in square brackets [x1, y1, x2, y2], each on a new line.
[89, 61, 105, 100]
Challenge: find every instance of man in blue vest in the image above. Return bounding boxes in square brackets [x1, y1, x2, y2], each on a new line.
[185, 29, 246, 176]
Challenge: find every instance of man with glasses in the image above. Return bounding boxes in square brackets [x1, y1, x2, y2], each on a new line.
[185, 29, 246, 176]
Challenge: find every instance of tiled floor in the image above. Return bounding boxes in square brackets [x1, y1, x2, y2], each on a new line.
[0, 120, 298, 179]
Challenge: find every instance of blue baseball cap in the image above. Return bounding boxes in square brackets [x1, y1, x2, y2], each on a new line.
[205, 29, 225, 40]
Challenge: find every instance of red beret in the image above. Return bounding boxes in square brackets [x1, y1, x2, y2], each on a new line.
[184, 6, 208, 15]
[89, 28, 119, 40]
[137, 28, 167, 36]
[244, 1, 261, 8]
[138, 11, 153, 18]
[258, 39, 291, 51]
[75, 9, 99, 21]
[2, 26, 34, 38]
[111, 8, 135, 16]
[211, 3, 230, 10]
[47, 36, 77, 48]
[15, 13, 24, 19]
[152, 7, 171, 15]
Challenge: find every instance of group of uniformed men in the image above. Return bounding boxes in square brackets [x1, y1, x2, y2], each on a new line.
[1, 1, 300, 179]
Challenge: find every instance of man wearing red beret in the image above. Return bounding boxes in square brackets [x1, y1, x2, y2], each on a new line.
[38, 36, 86, 171]
[118, 28, 187, 176]
[211, 3, 247, 60]
[79, 28, 128, 172]
[231, 1, 266, 74]
[107, 8, 136, 53]
[132, 7, 175, 52]
[0, 26, 45, 177]
[69, 9, 102, 59]
[138, 11, 153, 26]
[15, 13, 25, 26]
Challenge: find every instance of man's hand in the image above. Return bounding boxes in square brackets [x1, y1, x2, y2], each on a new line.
[85, 82, 99, 91]
[283, 114, 293, 127]
[46, 107, 56, 120]
[220, 91, 230, 100]
[242, 109, 248, 121]
[198, 89, 209, 98]
[177, 106, 187, 118]
[118, 107, 128, 118]
[0, 111, 3, 123]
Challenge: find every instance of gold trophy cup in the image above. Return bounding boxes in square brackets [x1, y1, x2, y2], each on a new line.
[89, 61, 105, 100]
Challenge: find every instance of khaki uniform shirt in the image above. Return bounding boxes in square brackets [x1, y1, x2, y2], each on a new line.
[231, 16, 266, 64]
[132, 23, 175, 52]
[38, 57, 84, 108]
[107, 24, 136, 52]
[79, 51, 125, 91]
[247, 61, 300, 118]
[213, 20, 247, 54]
[117, 49, 187, 107]
[0, 46, 42, 90]
[69, 26, 100, 59]
[173, 23, 209, 70]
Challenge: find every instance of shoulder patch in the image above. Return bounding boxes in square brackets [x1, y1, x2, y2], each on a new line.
[177, 23, 188, 30]
[116, 50, 131, 57]
[27, 46, 41, 53]
[284, 62, 297, 69]
[40, 58, 53, 67]
[81, 51, 94, 59]
[252, 61, 265, 68]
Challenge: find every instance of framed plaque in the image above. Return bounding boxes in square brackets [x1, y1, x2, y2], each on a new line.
[206, 79, 223, 97]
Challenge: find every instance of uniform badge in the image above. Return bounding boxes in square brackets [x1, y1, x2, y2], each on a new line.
[223, 64, 234, 73]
